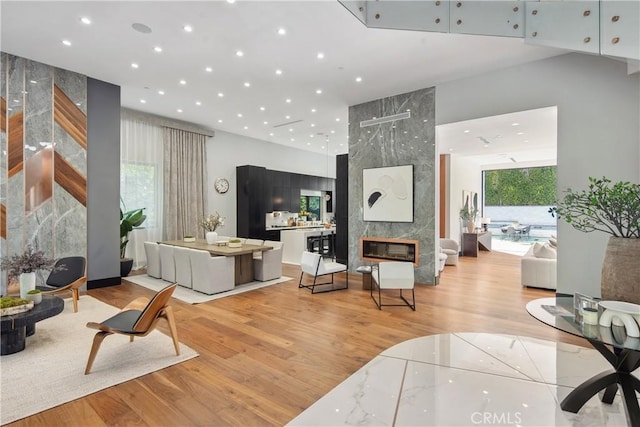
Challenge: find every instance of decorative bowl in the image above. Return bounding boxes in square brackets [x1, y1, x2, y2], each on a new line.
[183, 237, 196, 242]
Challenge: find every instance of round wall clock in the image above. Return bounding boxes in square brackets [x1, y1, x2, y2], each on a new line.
[214, 178, 230, 194]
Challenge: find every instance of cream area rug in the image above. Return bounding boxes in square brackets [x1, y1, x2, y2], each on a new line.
[126, 274, 292, 304]
[0, 296, 198, 425]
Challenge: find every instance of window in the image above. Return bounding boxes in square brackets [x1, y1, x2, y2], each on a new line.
[300, 195, 321, 220]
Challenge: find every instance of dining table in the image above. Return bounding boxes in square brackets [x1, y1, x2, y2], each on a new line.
[162, 239, 273, 285]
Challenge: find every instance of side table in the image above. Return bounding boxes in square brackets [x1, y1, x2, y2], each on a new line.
[356, 266, 373, 290]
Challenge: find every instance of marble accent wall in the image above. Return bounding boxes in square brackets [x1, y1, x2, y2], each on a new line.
[348, 87, 437, 284]
[1, 53, 87, 293]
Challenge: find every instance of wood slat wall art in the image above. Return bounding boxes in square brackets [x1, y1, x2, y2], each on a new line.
[53, 84, 87, 149]
[53, 151, 87, 206]
[0, 97, 6, 132]
[7, 112, 23, 178]
[14, 251, 582, 426]
[0, 204, 6, 239]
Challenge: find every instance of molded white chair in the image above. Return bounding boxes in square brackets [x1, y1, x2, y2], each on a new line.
[159, 244, 176, 282]
[298, 251, 348, 293]
[144, 241, 162, 278]
[173, 247, 193, 289]
[371, 261, 416, 310]
[254, 241, 283, 281]
[189, 249, 234, 294]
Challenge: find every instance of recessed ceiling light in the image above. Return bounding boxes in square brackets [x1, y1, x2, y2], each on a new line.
[153, 46, 162, 53]
[330, 130, 335, 134]
[355, 76, 362, 83]
[307, 142, 311, 146]
[269, 132, 274, 136]
[62, 39, 72, 46]
[183, 24, 193, 33]
[449, 148, 454, 152]
[311, 108, 316, 113]
[517, 132, 524, 135]
[237, 113, 243, 118]
[140, 99, 146, 103]
[263, 121, 268, 125]
[218, 119, 223, 123]
[285, 115, 291, 119]
[463, 130, 470, 133]
[205, 67, 213, 73]
[285, 98, 291, 103]
[29, 80, 37, 84]
[179, 79, 186, 85]
[317, 52, 325, 59]
[321, 146, 325, 149]
[315, 89, 322, 94]
[310, 123, 316, 127]
[309, 134, 314, 138]
[289, 128, 293, 132]
[259, 106, 265, 111]
[217, 92, 224, 97]
[277, 27, 286, 35]
[244, 82, 251, 87]
[236, 50, 244, 57]
[275, 69, 283, 75]
[131, 63, 139, 69]
[244, 126, 249, 130]
[80, 17, 91, 25]
[195, 101, 202, 106]
[227, 0, 236, 3]
[484, 144, 489, 147]
[290, 138, 295, 142]
[177, 108, 183, 113]
[511, 122, 519, 126]
[335, 118, 340, 122]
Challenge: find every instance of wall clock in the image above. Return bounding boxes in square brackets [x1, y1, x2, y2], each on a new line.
[214, 178, 230, 194]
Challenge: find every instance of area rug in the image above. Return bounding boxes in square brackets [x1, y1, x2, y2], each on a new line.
[125, 274, 292, 304]
[0, 296, 198, 425]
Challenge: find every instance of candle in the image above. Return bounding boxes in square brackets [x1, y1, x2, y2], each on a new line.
[583, 307, 598, 325]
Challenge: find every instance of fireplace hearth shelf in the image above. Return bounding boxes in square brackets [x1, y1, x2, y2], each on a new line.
[360, 237, 419, 266]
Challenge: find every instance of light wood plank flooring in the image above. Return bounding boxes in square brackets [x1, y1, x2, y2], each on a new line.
[9, 250, 584, 426]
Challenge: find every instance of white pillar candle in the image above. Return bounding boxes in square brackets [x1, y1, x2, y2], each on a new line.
[583, 307, 599, 325]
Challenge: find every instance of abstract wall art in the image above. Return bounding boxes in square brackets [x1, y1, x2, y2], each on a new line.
[363, 164, 413, 222]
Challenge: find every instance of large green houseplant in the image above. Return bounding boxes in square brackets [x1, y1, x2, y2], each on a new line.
[120, 206, 146, 277]
[556, 177, 640, 304]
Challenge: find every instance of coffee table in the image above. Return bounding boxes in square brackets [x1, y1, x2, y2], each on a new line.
[0, 295, 64, 355]
[527, 297, 640, 426]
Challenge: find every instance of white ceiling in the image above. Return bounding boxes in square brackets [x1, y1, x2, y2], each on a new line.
[1, 1, 566, 157]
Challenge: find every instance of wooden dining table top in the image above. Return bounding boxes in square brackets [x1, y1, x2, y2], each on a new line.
[162, 239, 273, 256]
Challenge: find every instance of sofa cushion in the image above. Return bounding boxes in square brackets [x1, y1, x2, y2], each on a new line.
[442, 248, 457, 256]
[548, 237, 557, 248]
[533, 242, 557, 259]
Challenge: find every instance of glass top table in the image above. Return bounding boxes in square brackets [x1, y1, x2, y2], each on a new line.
[527, 297, 640, 426]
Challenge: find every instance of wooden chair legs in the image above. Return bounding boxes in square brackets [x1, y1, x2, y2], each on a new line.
[162, 306, 181, 356]
[85, 331, 111, 375]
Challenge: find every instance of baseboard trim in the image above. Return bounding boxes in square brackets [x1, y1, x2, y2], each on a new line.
[87, 276, 121, 289]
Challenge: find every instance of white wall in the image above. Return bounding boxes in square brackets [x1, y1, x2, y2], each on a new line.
[205, 129, 336, 235]
[436, 53, 640, 297]
[447, 154, 482, 242]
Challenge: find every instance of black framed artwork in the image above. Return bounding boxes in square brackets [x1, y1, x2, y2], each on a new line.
[363, 164, 413, 222]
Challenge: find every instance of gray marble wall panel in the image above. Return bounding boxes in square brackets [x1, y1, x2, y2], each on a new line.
[1, 53, 6, 294]
[348, 87, 436, 284]
[54, 67, 87, 173]
[53, 182, 86, 258]
[7, 55, 25, 258]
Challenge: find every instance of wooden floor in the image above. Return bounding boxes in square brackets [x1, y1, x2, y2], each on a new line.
[10, 250, 585, 427]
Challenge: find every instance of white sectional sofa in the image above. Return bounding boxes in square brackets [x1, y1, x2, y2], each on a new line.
[521, 242, 557, 290]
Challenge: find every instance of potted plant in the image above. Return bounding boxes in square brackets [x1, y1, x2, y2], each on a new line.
[459, 207, 478, 233]
[120, 205, 146, 277]
[1, 246, 57, 298]
[183, 235, 195, 243]
[26, 289, 42, 305]
[201, 212, 225, 244]
[556, 177, 640, 304]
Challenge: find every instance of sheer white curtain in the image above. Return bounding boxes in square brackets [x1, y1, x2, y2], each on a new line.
[121, 118, 164, 268]
[163, 127, 208, 240]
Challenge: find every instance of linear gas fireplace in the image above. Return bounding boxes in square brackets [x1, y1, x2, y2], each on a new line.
[359, 237, 419, 266]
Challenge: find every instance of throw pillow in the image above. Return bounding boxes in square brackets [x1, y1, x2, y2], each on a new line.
[533, 242, 557, 259]
[549, 237, 558, 248]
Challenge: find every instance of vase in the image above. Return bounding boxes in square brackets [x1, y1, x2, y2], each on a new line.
[19, 272, 36, 299]
[601, 236, 640, 305]
[206, 231, 218, 244]
[28, 292, 42, 305]
[467, 221, 476, 233]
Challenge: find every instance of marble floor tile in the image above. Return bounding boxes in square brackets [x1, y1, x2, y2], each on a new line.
[289, 334, 633, 426]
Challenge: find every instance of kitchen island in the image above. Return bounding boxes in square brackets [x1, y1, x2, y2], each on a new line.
[281, 227, 336, 265]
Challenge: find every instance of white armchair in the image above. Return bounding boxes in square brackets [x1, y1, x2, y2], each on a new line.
[439, 238, 459, 266]
[521, 243, 557, 290]
[144, 241, 161, 278]
[371, 261, 416, 310]
[158, 244, 176, 282]
[189, 249, 234, 294]
[254, 240, 283, 281]
[299, 251, 348, 293]
[173, 246, 193, 289]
